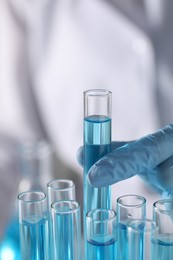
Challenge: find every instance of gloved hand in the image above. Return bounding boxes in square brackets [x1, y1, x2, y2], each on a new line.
[77, 124, 173, 194]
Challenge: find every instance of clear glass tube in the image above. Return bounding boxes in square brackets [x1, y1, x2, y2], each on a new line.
[51, 200, 82, 260]
[84, 89, 112, 258]
[18, 140, 54, 193]
[18, 191, 49, 260]
[128, 219, 158, 260]
[153, 199, 173, 259]
[83, 89, 112, 217]
[47, 179, 76, 210]
[116, 194, 146, 260]
[86, 209, 117, 260]
[47, 179, 76, 259]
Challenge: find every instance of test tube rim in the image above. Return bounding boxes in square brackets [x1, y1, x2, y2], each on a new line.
[84, 89, 112, 97]
[86, 208, 116, 223]
[47, 178, 75, 191]
[17, 190, 46, 204]
[117, 194, 146, 208]
[153, 198, 173, 213]
[51, 200, 80, 214]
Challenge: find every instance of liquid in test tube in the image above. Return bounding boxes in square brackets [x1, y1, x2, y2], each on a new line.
[83, 89, 112, 215]
[86, 209, 117, 260]
[20, 217, 49, 259]
[18, 191, 49, 260]
[153, 199, 173, 260]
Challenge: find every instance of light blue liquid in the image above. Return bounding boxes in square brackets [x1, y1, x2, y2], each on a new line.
[20, 217, 49, 260]
[48, 215, 54, 260]
[0, 217, 20, 260]
[152, 235, 173, 260]
[117, 222, 144, 260]
[84, 116, 111, 259]
[127, 223, 145, 260]
[84, 116, 111, 215]
[117, 223, 128, 260]
[53, 211, 81, 260]
[87, 236, 117, 260]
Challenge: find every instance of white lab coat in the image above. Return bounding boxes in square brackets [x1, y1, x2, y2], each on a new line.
[0, 0, 172, 236]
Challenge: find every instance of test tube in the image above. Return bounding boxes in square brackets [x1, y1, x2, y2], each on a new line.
[18, 140, 54, 193]
[83, 89, 112, 213]
[153, 199, 173, 259]
[84, 89, 112, 258]
[47, 179, 76, 258]
[128, 219, 158, 260]
[86, 209, 117, 260]
[116, 194, 146, 260]
[18, 191, 49, 260]
[47, 179, 76, 208]
[51, 200, 82, 260]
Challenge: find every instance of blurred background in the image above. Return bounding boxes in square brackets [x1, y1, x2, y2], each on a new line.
[0, 0, 173, 259]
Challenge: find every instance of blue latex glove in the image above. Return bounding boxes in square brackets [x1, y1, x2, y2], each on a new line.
[77, 124, 173, 194]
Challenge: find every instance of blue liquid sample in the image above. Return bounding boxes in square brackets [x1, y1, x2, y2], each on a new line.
[152, 235, 173, 260]
[117, 222, 144, 260]
[20, 217, 49, 260]
[53, 210, 81, 260]
[48, 215, 54, 260]
[127, 223, 145, 260]
[84, 116, 111, 259]
[0, 217, 20, 260]
[87, 236, 117, 260]
[117, 223, 128, 260]
[84, 116, 111, 215]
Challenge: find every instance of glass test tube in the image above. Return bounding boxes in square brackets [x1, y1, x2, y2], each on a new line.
[47, 179, 76, 209]
[153, 199, 173, 259]
[18, 140, 54, 193]
[116, 194, 146, 260]
[86, 209, 117, 260]
[51, 200, 82, 260]
[128, 219, 158, 260]
[83, 89, 112, 214]
[18, 191, 49, 260]
[47, 179, 76, 259]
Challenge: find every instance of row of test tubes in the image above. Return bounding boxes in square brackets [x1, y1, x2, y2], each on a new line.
[17, 89, 173, 259]
[18, 179, 79, 260]
[86, 194, 173, 260]
[17, 179, 173, 260]
[87, 195, 173, 260]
